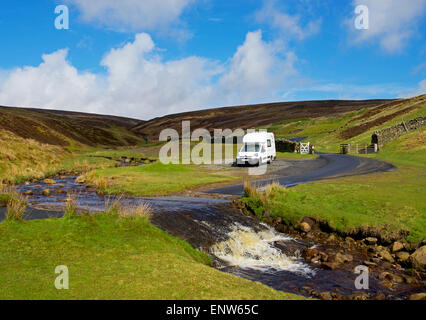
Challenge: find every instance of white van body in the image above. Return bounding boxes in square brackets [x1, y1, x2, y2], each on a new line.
[236, 132, 276, 166]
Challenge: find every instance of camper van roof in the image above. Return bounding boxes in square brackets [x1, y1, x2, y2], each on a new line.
[243, 132, 272, 143]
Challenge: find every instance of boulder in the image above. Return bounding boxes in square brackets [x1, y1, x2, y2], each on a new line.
[363, 260, 377, 267]
[351, 293, 369, 300]
[403, 275, 416, 284]
[395, 251, 410, 264]
[299, 222, 311, 233]
[311, 256, 321, 263]
[409, 293, 426, 300]
[392, 241, 404, 253]
[404, 242, 414, 252]
[410, 246, 426, 271]
[381, 280, 394, 289]
[273, 217, 282, 225]
[345, 237, 355, 243]
[334, 252, 353, 264]
[377, 247, 394, 263]
[76, 176, 86, 184]
[24, 190, 33, 196]
[379, 272, 403, 284]
[327, 234, 337, 242]
[302, 248, 318, 260]
[43, 179, 56, 185]
[319, 251, 329, 262]
[373, 293, 386, 300]
[365, 237, 378, 245]
[379, 272, 392, 281]
[41, 189, 51, 196]
[319, 292, 332, 300]
[393, 275, 404, 284]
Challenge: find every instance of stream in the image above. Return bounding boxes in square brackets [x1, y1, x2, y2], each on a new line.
[1, 154, 418, 299]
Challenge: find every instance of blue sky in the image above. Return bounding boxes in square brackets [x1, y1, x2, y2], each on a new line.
[0, 0, 425, 119]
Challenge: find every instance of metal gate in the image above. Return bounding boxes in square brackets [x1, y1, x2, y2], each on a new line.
[300, 142, 310, 154]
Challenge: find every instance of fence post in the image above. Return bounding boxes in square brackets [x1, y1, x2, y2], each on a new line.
[402, 120, 409, 132]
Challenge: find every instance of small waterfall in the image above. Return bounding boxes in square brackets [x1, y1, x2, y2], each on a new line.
[210, 223, 314, 276]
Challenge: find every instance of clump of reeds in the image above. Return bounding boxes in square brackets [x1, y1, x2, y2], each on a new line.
[264, 181, 282, 198]
[243, 181, 257, 198]
[123, 202, 152, 219]
[244, 181, 285, 204]
[104, 196, 122, 216]
[79, 171, 111, 195]
[0, 182, 19, 207]
[5, 193, 28, 221]
[64, 193, 79, 217]
[104, 196, 152, 219]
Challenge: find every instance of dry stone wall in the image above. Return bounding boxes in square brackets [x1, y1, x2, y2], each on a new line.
[275, 138, 299, 152]
[371, 116, 425, 148]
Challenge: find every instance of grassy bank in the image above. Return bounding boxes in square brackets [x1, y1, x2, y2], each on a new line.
[0, 129, 156, 184]
[81, 162, 239, 196]
[0, 129, 66, 183]
[0, 213, 301, 300]
[241, 128, 426, 244]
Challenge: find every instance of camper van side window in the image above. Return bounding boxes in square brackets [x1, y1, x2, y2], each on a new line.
[267, 140, 271, 147]
[243, 143, 260, 152]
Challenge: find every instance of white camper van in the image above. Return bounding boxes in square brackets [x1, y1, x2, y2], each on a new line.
[236, 132, 276, 166]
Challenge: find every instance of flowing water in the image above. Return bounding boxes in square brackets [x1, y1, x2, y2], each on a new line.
[9, 173, 408, 299]
[210, 223, 313, 275]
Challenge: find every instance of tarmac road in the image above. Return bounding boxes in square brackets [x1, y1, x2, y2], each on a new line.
[205, 153, 396, 195]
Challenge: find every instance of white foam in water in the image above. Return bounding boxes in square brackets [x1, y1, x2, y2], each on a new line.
[210, 223, 314, 276]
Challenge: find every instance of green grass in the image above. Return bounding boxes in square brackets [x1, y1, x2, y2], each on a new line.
[241, 128, 426, 244]
[83, 162, 239, 196]
[0, 214, 301, 300]
[59, 147, 158, 173]
[60, 154, 118, 172]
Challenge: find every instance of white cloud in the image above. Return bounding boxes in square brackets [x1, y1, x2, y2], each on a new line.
[99, 33, 222, 117]
[255, 0, 321, 41]
[0, 32, 297, 119]
[65, 0, 194, 32]
[0, 49, 103, 113]
[218, 30, 298, 105]
[350, 0, 426, 52]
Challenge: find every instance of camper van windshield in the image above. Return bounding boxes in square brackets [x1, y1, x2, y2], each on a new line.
[242, 143, 260, 152]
